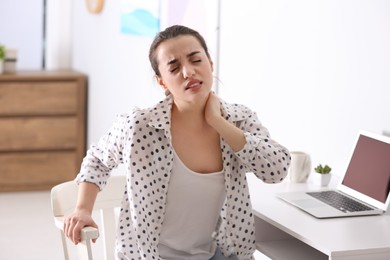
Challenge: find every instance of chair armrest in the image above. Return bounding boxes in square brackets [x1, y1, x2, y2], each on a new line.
[54, 216, 99, 241]
[81, 226, 99, 241]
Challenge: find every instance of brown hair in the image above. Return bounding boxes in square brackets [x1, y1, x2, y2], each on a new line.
[148, 25, 210, 77]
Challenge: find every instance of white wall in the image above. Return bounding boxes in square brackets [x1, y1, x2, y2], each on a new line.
[219, 0, 390, 175]
[69, 0, 390, 176]
[71, 0, 163, 144]
[0, 0, 44, 69]
[45, 0, 72, 69]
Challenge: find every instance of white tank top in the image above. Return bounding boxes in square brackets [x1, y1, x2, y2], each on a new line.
[158, 150, 226, 260]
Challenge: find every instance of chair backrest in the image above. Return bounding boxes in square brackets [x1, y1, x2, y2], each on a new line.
[51, 175, 126, 260]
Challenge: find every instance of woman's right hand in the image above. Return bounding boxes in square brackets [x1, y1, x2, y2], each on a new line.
[64, 209, 98, 245]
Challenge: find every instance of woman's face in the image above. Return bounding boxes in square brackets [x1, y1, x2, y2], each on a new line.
[155, 35, 214, 107]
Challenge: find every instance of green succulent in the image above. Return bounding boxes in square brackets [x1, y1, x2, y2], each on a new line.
[0, 45, 5, 60]
[314, 164, 332, 174]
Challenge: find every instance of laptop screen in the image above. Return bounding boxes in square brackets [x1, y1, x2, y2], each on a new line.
[342, 134, 390, 203]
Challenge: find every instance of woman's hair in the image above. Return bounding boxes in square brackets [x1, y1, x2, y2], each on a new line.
[148, 25, 210, 77]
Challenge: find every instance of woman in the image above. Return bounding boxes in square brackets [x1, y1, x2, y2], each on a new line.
[64, 25, 290, 260]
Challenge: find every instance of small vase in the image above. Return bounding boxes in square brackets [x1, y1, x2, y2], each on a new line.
[313, 173, 332, 187]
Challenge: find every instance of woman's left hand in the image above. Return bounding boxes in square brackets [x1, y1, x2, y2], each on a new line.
[204, 91, 246, 152]
[205, 92, 222, 127]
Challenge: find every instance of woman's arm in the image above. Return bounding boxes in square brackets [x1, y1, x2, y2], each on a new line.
[64, 112, 133, 244]
[205, 92, 290, 183]
[64, 182, 100, 245]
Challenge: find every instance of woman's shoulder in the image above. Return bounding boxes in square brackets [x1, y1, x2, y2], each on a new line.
[220, 98, 255, 120]
[135, 97, 171, 116]
[116, 97, 171, 126]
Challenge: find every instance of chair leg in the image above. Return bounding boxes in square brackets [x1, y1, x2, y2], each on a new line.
[60, 231, 70, 260]
[77, 239, 94, 260]
[100, 208, 116, 260]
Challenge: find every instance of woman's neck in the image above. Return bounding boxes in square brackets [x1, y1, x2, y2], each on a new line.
[171, 100, 207, 127]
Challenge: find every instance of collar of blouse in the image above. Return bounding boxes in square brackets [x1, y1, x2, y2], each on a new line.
[146, 94, 250, 131]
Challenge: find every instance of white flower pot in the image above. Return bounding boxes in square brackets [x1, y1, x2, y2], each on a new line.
[313, 173, 332, 187]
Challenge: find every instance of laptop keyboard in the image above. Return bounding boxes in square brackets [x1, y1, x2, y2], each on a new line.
[307, 190, 374, 213]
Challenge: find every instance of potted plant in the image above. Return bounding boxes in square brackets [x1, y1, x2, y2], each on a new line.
[0, 45, 5, 74]
[313, 164, 332, 186]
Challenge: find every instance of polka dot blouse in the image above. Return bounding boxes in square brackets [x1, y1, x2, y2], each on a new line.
[76, 95, 290, 260]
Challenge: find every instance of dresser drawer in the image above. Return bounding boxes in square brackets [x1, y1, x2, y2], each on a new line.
[0, 71, 86, 191]
[0, 151, 78, 191]
[0, 116, 78, 151]
[0, 81, 78, 115]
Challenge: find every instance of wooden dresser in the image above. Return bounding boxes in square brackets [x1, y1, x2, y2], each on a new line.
[0, 71, 87, 191]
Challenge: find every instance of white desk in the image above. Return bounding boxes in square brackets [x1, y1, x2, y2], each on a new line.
[248, 174, 390, 260]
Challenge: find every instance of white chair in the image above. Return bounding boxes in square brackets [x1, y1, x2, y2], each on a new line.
[51, 175, 126, 260]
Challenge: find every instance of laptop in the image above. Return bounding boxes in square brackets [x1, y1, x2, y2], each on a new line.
[277, 130, 390, 218]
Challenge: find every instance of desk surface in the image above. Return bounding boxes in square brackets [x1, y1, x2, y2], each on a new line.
[248, 173, 390, 259]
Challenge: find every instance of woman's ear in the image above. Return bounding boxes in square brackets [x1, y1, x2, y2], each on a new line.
[156, 76, 171, 96]
[156, 75, 166, 90]
[209, 58, 214, 72]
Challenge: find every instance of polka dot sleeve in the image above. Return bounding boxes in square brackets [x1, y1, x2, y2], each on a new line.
[75, 113, 132, 190]
[235, 111, 290, 183]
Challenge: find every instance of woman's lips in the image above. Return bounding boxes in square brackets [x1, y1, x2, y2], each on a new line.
[185, 80, 202, 90]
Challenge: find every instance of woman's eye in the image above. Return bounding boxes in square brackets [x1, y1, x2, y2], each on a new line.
[192, 59, 201, 63]
[170, 67, 178, 73]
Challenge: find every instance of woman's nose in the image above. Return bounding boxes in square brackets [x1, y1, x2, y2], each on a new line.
[182, 64, 195, 79]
